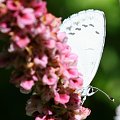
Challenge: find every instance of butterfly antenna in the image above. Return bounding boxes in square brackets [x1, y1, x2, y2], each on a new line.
[91, 86, 114, 102]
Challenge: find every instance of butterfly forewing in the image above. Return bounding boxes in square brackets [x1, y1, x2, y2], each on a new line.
[60, 10, 106, 88]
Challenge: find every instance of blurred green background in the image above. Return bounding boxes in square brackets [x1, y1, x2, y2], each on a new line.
[0, 0, 120, 120]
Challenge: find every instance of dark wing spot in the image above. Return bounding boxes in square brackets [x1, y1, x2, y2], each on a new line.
[95, 31, 100, 34]
[75, 28, 81, 31]
[66, 26, 72, 30]
[82, 24, 88, 27]
[89, 24, 94, 27]
[68, 32, 75, 35]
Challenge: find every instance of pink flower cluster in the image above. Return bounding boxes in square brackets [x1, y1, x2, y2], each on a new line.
[0, 0, 90, 120]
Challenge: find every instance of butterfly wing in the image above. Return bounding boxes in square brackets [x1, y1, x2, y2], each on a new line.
[60, 9, 106, 88]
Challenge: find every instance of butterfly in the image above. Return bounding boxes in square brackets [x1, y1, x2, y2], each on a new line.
[114, 105, 120, 120]
[60, 9, 114, 103]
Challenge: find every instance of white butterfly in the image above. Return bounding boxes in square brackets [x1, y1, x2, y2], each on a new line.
[114, 105, 120, 120]
[60, 9, 106, 103]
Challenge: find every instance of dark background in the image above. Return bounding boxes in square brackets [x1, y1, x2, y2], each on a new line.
[1, 0, 120, 119]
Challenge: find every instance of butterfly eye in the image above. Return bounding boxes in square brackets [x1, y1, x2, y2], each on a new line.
[86, 86, 98, 96]
[88, 87, 94, 93]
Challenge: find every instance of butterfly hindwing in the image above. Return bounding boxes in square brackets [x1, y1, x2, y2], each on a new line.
[60, 9, 106, 88]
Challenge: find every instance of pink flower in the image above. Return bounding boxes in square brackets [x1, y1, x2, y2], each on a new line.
[63, 67, 80, 79]
[32, 1, 47, 17]
[68, 93, 81, 109]
[56, 42, 71, 55]
[35, 116, 55, 120]
[0, 0, 87, 119]
[0, 3, 7, 16]
[35, 116, 46, 120]
[43, 13, 61, 33]
[7, 0, 22, 11]
[57, 32, 67, 42]
[54, 93, 70, 104]
[32, 75, 38, 82]
[69, 77, 83, 89]
[0, 0, 5, 3]
[42, 67, 58, 85]
[64, 53, 78, 66]
[43, 39, 56, 49]
[20, 80, 34, 91]
[74, 107, 91, 120]
[12, 35, 30, 48]
[68, 68, 80, 77]
[16, 8, 36, 28]
[34, 55, 48, 68]
[34, 23, 46, 35]
[0, 22, 10, 33]
[42, 73, 58, 86]
[44, 14, 55, 25]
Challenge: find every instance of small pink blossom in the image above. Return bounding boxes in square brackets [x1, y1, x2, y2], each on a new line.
[35, 116, 46, 120]
[35, 23, 46, 35]
[64, 53, 78, 66]
[77, 106, 91, 119]
[20, 80, 34, 90]
[57, 32, 67, 42]
[63, 67, 80, 79]
[56, 42, 71, 55]
[68, 68, 80, 78]
[16, 8, 36, 28]
[12, 35, 30, 48]
[69, 77, 83, 89]
[42, 67, 58, 85]
[43, 39, 56, 49]
[0, 3, 7, 16]
[0, 22, 10, 33]
[42, 73, 58, 86]
[54, 93, 70, 104]
[35, 116, 55, 120]
[32, 75, 38, 81]
[6, 1, 22, 11]
[44, 14, 55, 25]
[34, 55, 48, 68]
[40, 28, 57, 41]
[43, 13, 61, 32]
[68, 93, 81, 109]
[32, 1, 47, 17]
[51, 17, 61, 31]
